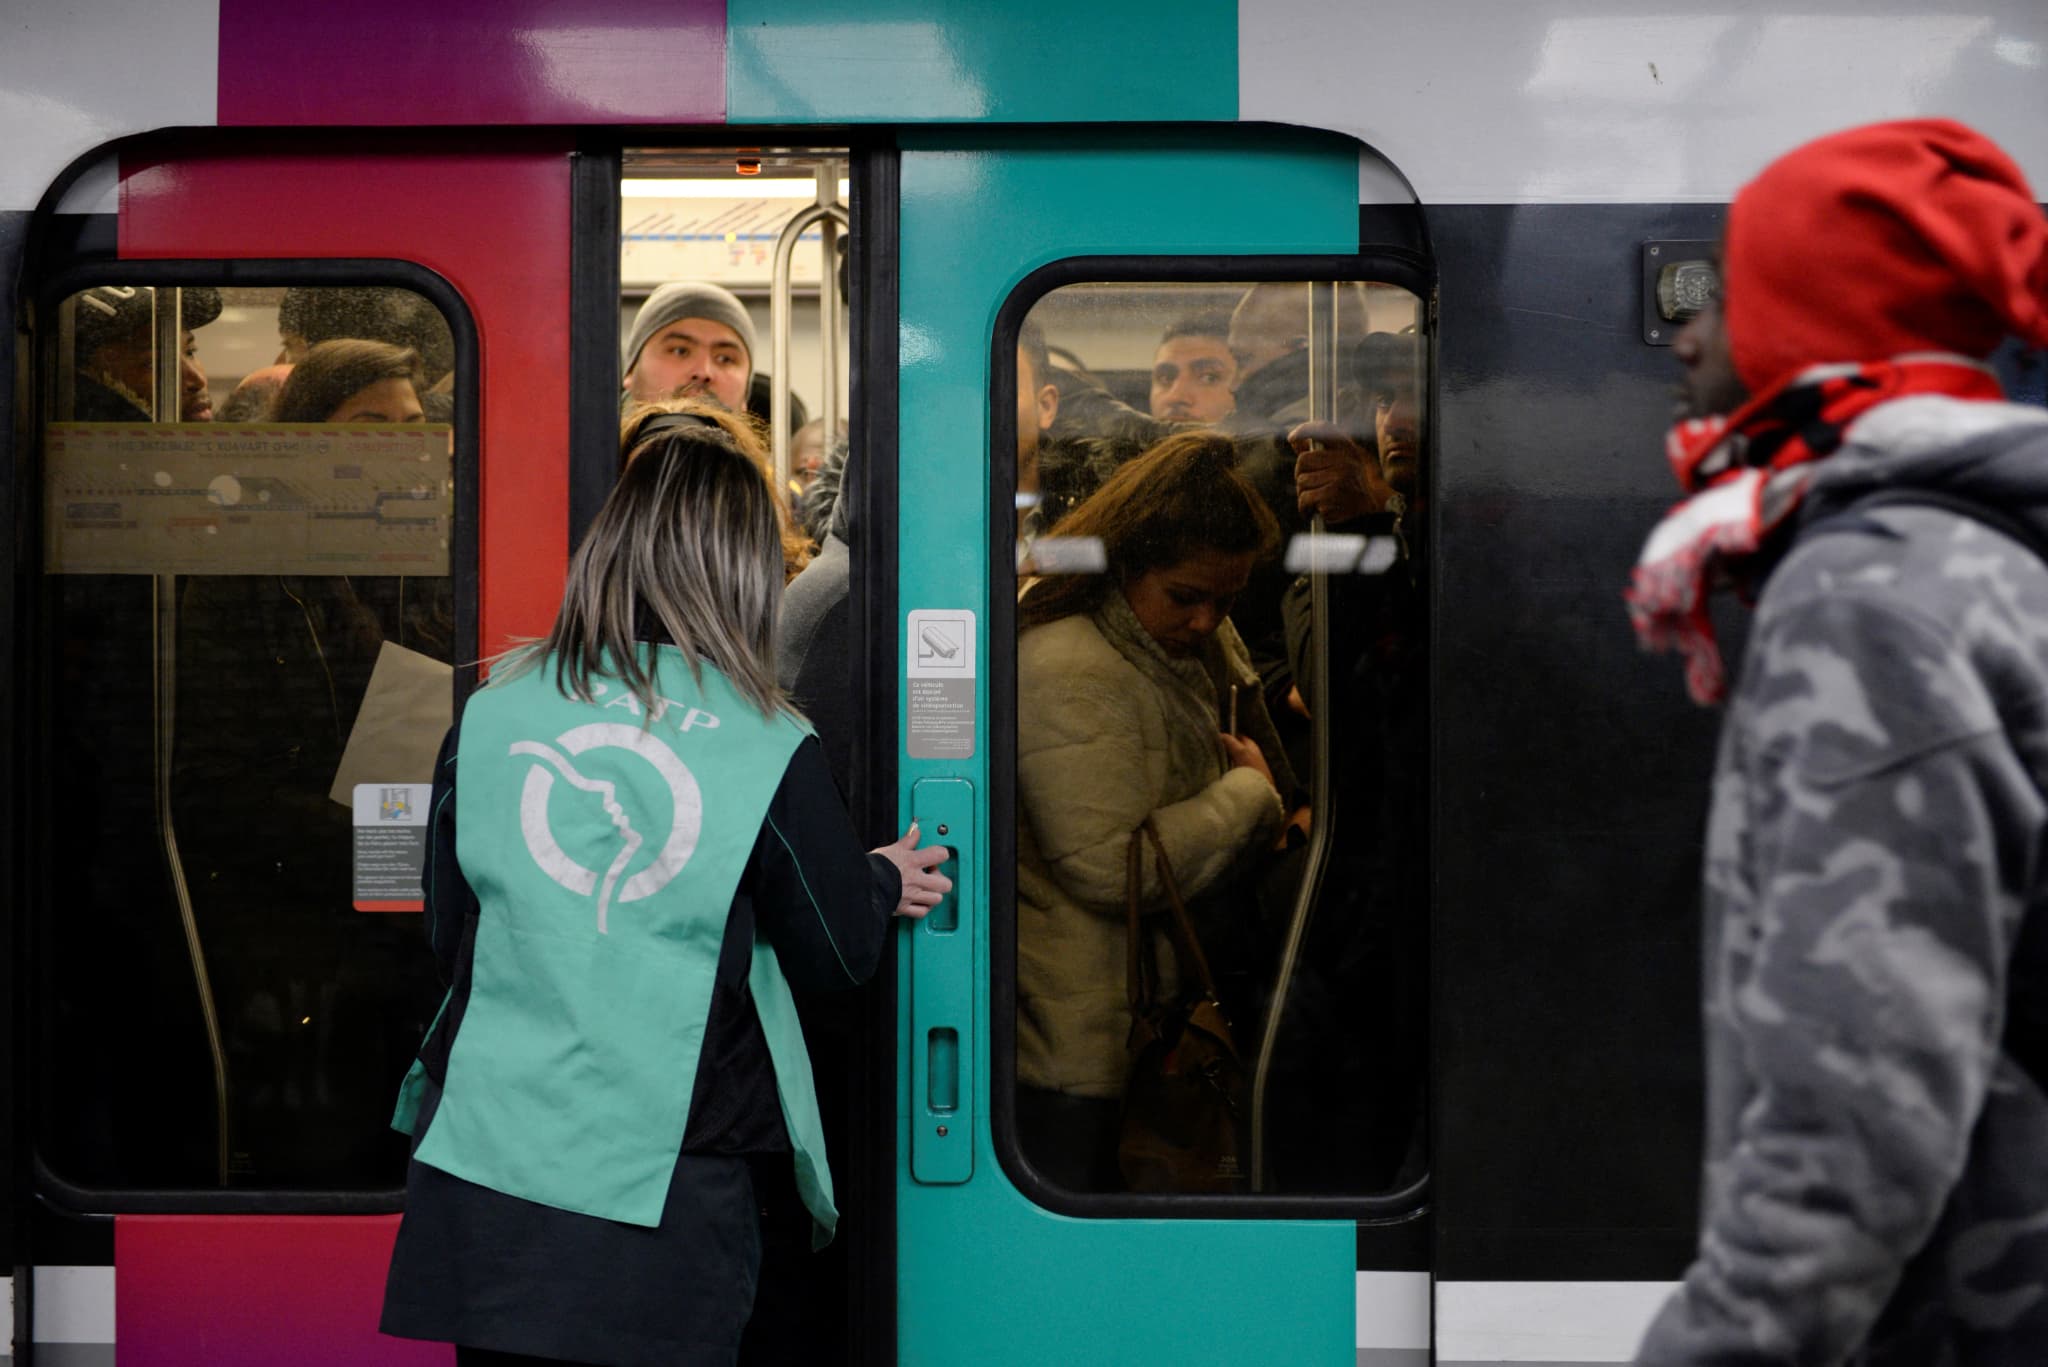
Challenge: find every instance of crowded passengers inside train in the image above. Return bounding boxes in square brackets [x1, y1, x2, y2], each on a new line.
[39, 266, 1425, 1203]
[1000, 281, 1428, 1198]
[626, 275, 1432, 1200]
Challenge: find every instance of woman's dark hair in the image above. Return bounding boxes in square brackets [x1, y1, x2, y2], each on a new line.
[1019, 431, 1279, 629]
[1019, 317, 1052, 385]
[270, 339, 423, 422]
[280, 286, 454, 384]
[1160, 310, 1232, 346]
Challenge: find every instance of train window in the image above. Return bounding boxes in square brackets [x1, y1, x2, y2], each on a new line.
[1007, 279, 1427, 1200]
[35, 282, 461, 1196]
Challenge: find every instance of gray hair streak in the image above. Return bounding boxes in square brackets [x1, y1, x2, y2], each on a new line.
[496, 399, 793, 721]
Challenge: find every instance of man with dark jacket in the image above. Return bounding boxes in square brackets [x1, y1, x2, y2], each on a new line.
[1220, 283, 1377, 709]
[779, 437, 857, 791]
[1627, 120, 2048, 1365]
[71, 284, 221, 421]
[1265, 332, 1429, 1190]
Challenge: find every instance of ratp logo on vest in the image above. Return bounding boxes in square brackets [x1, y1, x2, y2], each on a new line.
[509, 688, 718, 932]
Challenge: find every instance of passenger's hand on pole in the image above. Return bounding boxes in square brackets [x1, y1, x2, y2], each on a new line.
[874, 821, 954, 919]
[1288, 422, 1395, 524]
[1219, 732, 1276, 792]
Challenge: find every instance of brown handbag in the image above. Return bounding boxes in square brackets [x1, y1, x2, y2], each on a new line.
[1118, 817, 1249, 1193]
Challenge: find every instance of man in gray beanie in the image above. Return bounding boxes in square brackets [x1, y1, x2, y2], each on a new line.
[621, 280, 757, 412]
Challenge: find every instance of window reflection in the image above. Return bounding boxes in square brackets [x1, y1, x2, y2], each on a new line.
[40, 285, 457, 1191]
[1011, 280, 1428, 1198]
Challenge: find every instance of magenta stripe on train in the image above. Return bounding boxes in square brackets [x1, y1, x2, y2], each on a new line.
[115, 1215, 449, 1365]
[216, 0, 729, 126]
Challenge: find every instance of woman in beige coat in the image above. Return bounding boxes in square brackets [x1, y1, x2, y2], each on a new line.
[1014, 432, 1295, 1192]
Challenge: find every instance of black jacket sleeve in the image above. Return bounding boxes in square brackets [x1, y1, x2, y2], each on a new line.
[422, 725, 473, 985]
[681, 736, 900, 1152]
[750, 735, 901, 992]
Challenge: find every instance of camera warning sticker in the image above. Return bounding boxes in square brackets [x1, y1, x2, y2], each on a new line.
[907, 608, 976, 760]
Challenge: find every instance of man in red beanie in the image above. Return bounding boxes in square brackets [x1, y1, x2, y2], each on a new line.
[1629, 120, 2048, 1365]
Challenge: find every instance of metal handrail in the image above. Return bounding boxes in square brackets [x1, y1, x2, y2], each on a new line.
[817, 161, 842, 458]
[149, 286, 233, 1186]
[768, 197, 849, 487]
[1250, 282, 1341, 1191]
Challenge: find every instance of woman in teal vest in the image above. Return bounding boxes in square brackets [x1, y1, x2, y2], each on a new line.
[381, 401, 952, 1367]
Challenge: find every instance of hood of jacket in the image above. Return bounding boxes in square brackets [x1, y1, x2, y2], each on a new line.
[1230, 348, 1316, 427]
[1802, 395, 2048, 537]
[793, 436, 853, 549]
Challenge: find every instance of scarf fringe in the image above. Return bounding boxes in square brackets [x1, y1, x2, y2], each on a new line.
[1628, 357, 2004, 705]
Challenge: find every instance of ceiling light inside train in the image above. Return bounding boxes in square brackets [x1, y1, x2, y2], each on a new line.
[622, 178, 852, 199]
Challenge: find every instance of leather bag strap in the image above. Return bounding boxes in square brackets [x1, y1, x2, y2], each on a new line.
[1137, 817, 1223, 1003]
[1125, 825, 1152, 1012]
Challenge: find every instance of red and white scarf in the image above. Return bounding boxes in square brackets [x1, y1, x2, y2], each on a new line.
[1625, 356, 2003, 705]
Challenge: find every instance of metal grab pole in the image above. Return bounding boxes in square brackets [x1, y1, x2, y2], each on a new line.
[769, 199, 850, 488]
[150, 287, 234, 1185]
[817, 161, 842, 455]
[1250, 283, 1341, 1192]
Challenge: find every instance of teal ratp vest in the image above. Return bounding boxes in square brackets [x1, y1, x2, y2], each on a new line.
[395, 648, 836, 1241]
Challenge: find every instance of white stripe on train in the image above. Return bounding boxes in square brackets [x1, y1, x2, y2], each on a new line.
[28, 1266, 116, 1351]
[1436, 1279, 1677, 1362]
[1243, 0, 2048, 205]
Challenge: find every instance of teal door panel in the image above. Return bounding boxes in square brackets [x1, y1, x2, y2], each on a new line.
[895, 127, 1363, 1365]
[908, 777, 975, 1184]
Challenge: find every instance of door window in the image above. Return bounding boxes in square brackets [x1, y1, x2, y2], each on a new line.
[37, 282, 462, 1194]
[1005, 278, 1428, 1200]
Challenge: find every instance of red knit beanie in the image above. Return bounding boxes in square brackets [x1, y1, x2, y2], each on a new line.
[1724, 119, 2048, 396]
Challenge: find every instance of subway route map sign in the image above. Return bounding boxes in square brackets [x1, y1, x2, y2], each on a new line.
[44, 422, 451, 577]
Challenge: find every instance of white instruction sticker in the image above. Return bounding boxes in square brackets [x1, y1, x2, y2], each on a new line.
[353, 782, 430, 911]
[906, 608, 976, 759]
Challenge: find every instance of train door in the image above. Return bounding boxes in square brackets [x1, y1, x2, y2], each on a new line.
[608, 146, 888, 1367]
[891, 127, 1434, 1364]
[14, 133, 573, 1365]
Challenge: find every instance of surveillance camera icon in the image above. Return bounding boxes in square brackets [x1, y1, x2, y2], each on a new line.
[908, 611, 971, 676]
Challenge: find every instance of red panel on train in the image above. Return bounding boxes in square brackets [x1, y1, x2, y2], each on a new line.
[117, 140, 575, 652]
[216, 0, 727, 126]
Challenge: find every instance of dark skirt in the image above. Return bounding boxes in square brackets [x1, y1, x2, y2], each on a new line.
[381, 1079, 769, 1367]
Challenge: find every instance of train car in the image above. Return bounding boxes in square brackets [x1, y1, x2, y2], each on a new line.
[5, 2, 2047, 1364]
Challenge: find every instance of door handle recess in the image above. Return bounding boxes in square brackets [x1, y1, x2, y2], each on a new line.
[909, 777, 974, 1184]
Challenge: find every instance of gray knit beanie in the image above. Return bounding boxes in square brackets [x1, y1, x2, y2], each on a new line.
[621, 281, 757, 382]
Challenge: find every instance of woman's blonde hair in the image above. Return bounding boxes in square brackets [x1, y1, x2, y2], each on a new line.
[622, 400, 812, 581]
[497, 398, 795, 719]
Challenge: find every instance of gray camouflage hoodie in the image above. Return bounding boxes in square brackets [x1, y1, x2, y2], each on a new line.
[1637, 395, 2048, 1366]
